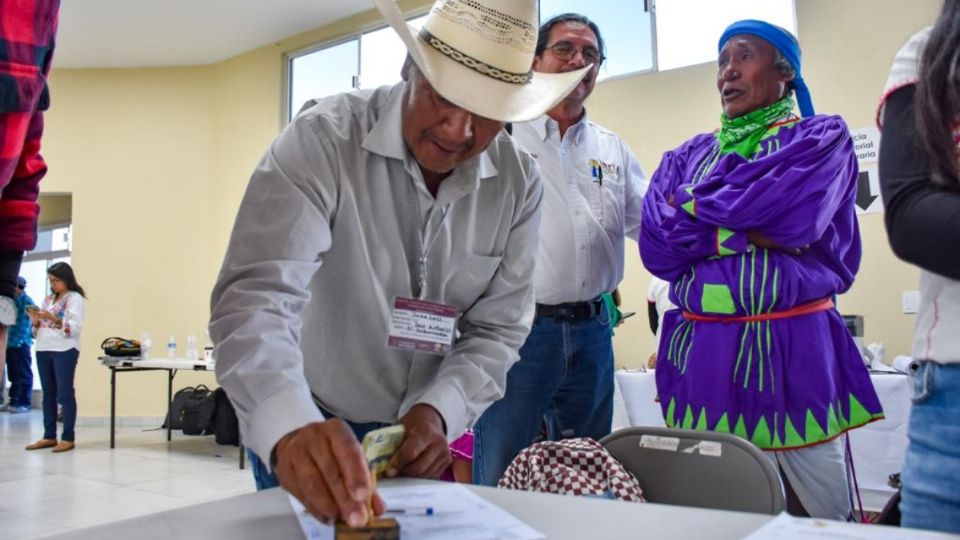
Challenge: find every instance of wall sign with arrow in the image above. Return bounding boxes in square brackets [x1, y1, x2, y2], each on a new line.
[850, 127, 884, 215]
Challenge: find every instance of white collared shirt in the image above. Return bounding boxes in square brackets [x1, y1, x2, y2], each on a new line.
[210, 83, 543, 462]
[513, 114, 647, 304]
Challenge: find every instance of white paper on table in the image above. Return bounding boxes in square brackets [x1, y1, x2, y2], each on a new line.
[743, 512, 949, 539]
[288, 483, 544, 540]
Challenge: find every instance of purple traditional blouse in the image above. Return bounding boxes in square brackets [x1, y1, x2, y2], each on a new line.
[640, 114, 883, 449]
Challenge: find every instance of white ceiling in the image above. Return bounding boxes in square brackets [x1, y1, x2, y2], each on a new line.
[56, 0, 373, 68]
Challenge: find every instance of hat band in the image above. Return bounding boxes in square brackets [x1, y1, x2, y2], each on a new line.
[419, 28, 533, 85]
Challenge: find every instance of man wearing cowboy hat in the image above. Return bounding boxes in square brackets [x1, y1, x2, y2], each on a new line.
[473, 13, 648, 486]
[209, 0, 588, 526]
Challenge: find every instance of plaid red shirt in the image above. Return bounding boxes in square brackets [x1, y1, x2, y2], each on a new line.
[0, 0, 60, 252]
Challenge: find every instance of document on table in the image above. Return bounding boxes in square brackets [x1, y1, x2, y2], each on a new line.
[289, 483, 544, 540]
[743, 512, 952, 539]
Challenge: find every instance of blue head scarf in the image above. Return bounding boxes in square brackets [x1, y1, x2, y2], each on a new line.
[718, 20, 814, 118]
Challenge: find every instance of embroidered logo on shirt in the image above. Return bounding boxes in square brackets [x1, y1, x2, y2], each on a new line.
[588, 159, 620, 184]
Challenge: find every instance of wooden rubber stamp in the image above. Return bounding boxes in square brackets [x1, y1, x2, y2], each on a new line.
[334, 425, 406, 540]
[334, 517, 400, 540]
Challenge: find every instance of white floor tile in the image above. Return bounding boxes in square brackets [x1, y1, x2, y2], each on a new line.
[0, 409, 255, 535]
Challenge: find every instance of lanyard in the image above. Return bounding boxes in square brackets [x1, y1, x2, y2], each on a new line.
[407, 179, 449, 300]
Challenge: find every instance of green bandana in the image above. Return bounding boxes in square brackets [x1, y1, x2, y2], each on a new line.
[716, 96, 796, 158]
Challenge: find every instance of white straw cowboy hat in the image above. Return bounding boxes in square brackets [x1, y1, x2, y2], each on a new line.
[372, 0, 590, 123]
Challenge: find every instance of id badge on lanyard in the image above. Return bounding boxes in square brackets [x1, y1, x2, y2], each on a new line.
[386, 185, 457, 353]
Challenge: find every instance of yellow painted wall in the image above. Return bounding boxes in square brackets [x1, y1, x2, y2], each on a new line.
[41, 0, 939, 419]
[43, 66, 220, 417]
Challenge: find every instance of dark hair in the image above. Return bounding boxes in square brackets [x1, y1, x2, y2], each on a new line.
[48, 262, 86, 298]
[915, 0, 960, 188]
[535, 13, 605, 61]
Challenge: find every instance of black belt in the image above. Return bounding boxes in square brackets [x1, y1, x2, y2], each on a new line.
[535, 299, 604, 321]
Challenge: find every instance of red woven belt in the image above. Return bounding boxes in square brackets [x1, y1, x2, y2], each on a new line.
[682, 297, 834, 323]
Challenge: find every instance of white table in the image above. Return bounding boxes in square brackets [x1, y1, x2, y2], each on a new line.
[616, 369, 911, 505]
[37, 478, 776, 540]
[37, 478, 959, 540]
[98, 356, 244, 469]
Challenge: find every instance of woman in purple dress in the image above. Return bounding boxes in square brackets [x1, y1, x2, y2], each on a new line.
[639, 20, 883, 519]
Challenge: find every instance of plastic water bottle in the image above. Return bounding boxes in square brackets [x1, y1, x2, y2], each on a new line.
[167, 334, 177, 359]
[140, 332, 152, 359]
[203, 330, 214, 362]
[185, 334, 199, 361]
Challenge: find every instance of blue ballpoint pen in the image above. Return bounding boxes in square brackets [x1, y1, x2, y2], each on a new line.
[385, 507, 434, 516]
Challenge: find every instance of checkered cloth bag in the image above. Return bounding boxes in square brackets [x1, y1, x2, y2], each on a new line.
[498, 438, 645, 502]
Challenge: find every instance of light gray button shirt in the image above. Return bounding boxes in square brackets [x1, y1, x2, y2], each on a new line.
[209, 84, 543, 462]
[513, 114, 647, 304]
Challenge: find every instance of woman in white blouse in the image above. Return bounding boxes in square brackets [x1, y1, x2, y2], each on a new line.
[25, 262, 86, 453]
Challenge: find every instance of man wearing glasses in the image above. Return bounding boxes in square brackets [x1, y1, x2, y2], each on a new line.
[474, 13, 648, 485]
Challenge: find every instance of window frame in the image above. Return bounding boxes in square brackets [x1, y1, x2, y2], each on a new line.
[283, 0, 798, 121]
[283, 7, 430, 124]
[538, 0, 660, 82]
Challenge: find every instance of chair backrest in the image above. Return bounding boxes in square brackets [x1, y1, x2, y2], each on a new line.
[600, 426, 785, 515]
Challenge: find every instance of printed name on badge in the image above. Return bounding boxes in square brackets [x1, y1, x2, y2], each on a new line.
[387, 297, 457, 354]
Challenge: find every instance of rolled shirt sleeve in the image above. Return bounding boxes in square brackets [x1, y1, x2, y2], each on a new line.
[209, 113, 338, 464]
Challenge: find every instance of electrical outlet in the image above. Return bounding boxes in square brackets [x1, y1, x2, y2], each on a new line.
[902, 291, 920, 314]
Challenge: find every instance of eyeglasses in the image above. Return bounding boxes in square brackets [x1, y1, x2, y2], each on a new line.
[545, 42, 605, 65]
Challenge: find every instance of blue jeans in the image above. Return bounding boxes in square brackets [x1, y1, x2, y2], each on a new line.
[900, 361, 960, 533]
[36, 349, 79, 441]
[5, 344, 33, 407]
[473, 306, 614, 486]
[249, 408, 389, 490]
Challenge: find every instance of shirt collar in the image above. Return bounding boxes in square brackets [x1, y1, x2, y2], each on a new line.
[531, 109, 589, 146]
[361, 83, 407, 161]
[361, 82, 499, 204]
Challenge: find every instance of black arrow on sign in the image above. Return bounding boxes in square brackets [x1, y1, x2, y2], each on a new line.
[856, 171, 877, 211]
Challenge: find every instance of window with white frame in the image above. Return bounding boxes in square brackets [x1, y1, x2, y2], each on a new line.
[287, 15, 426, 122]
[286, 1, 795, 120]
[654, 0, 796, 71]
[539, 0, 655, 81]
[539, 0, 795, 75]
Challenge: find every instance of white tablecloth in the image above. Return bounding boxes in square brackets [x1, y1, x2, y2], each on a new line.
[615, 369, 911, 495]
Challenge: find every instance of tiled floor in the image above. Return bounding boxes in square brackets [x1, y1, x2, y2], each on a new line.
[0, 409, 255, 539]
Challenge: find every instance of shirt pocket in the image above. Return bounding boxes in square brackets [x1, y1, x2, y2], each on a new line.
[600, 178, 626, 234]
[442, 253, 503, 312]
[0, 61, 48, 113]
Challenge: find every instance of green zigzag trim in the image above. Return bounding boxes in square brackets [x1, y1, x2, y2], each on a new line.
[718, 227, 737, 256]
[666, 398, 676, 428]
[826, 403, 840, 435]
[668, 393, 883, 449]
[682, 405, 695, 429]
[695, 407, 708, 431]
[805, 409, 827, 442]
[783, 415, 804, 447]
[734, 415, 748, 440]
[714, 413, 730, 433]
[848, 395, 872, 426]
[752, 416, 771, 448]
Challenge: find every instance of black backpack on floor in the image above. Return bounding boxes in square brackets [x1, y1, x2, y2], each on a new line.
[212, 387, 240, 446]
[163, 385, 215, 435]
